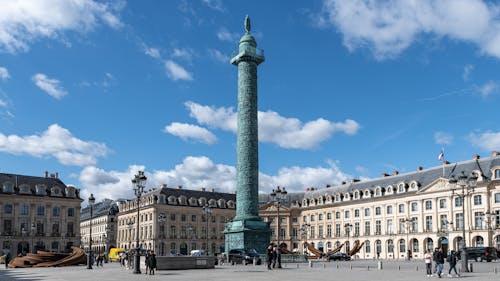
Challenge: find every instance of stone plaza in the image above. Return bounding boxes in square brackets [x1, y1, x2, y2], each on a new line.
[1, 260, 500, 281]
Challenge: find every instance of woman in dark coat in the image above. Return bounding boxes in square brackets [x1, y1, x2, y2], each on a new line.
[148, 251, 157, 275]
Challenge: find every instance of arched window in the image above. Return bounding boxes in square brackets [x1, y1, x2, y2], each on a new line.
[496, 169, 500, 179]
[399, 239, 406, 253]
[376, 240, 382, 255]
[412, 239, 419, 253]
[365, 240, 371, 253]
[387, 239, 394, 253]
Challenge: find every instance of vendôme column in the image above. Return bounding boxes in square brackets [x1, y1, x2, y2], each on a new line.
[224, 16, 270, 254]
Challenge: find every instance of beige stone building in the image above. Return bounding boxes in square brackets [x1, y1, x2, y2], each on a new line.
[260, 153, 500, 259]
[116, 185, 236, 256]
[80, 199, 120, 255]
[0, 172, 82, 257]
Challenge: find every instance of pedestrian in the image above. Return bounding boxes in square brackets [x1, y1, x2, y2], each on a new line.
[435, 248, 445, 278]
[266, 244, 273, 270]
[4, 253, 10, 269]
[407, 249, 412, 260]
[276, 247, 282, 268]
[145, 250, 151, 274]
[272, 246, 278, 268]
[424, 250, 432, 277]
[432, 248, 439, 275]
[447, 250, 459, 277]
[377, 251, 380, 259]
[149, 251, 157, 275]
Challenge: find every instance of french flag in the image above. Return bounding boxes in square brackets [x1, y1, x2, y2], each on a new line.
[438, 149, 444, 162]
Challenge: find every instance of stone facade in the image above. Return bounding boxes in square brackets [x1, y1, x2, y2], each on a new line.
[116, 185, 235, 256]
[259, 153, 500, 259]
[80, 198, 119, 255]
[0, 172, 82, 257]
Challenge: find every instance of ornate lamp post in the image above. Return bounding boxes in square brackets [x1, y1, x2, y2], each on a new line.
[449, 171, 477, 273]
[87, 193, 95, 269]
[202, 204, 212, 255]
[157, 213, 167, 256]
[344, 223, 353, 255]
[132, 171, 147, 274]
[30, 222, 36, 254]
[404, 217, 415, 260]
[301, 223, 310, 255]
[269, 186, 287, 249]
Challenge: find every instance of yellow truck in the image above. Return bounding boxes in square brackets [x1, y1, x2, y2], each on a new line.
[108, 248, 125, 262]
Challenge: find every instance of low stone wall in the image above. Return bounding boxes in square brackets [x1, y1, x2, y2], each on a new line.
[156, 256, 215, 270]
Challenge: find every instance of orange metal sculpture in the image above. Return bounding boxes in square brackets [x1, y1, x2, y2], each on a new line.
[8, 247, 87, 268]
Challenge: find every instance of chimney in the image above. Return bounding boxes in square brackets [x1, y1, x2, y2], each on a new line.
[160, 184, 167, 189]
[417, 166, 423, 171]
[50, 173, 56, 178]
[445, 161, 450, 165]
[200, 187, 206, 192]
[492, 151, 500, 157]
[44, 171, 48, 178]
[473, 154, 480, 160]
[176, 185, 182, 189]
[211, 188, 215, 192]
[55, 172, 58, 178]
[306, 187, 310, 191]
[381, 173, 390, 177]
[341, 181, 346, 185]
[351, 179, 360, 183]
[392, 170, 399, 176]
[326, 184, 331, 188]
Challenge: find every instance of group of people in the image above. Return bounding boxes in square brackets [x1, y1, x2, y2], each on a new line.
[424, 248, 460, 278]
[266, 243, 282, 270]
[118, 249, 156, 274]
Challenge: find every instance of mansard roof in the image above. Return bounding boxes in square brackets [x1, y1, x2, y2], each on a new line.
[81, 199, 119, 220]
[304, 154, 500, 200]
[0, 172, 81, 199]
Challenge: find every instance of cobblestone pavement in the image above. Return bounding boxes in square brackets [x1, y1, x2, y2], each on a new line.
[1, 260, 500, 281]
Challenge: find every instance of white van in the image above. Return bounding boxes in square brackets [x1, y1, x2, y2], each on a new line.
[190, 250, 206, 256]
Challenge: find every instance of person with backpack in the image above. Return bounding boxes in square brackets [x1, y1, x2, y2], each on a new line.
[424, 250, 433, 277]
[435, 248, 445, 278]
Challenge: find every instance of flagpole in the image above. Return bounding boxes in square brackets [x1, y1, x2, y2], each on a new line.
[442, 148, 445, 177]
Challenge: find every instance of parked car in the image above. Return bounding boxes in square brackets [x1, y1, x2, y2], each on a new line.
[228, 249, 262, 265]
[457, 247, 498, 262]
[328, 252, 351, 261]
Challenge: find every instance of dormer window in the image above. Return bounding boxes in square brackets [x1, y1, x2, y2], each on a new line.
[189, 197, 198, 206]
[178, 196, 187, 205]
[218, 199, 226, 208]
[198, 198, 207, 206]
[386, 186, 393, 194]
[51, 187, 62, 197]
[66, 187, 75, 197]
[398, 183, 405, 193]
[353, 191, 359, 199]
[495, 169, 500, 179]
[36, 185, 46, 195]
[302, 199, 308, 206]
[409, 181, 418, 191]
[19, 184, 31, 194]
[375, 187, 381, 197]
[364, 190, 371, 197]
[227, 200, 235, 208]
[159, 195, 166, 204]
[208, 199, 217, 207]
[344, 193, 351, 200]
[168, 196, 177, 205]
[3, 182, 14, 193]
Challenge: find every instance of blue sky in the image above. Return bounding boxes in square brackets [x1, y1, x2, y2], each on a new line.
[1, 0, 500, 204]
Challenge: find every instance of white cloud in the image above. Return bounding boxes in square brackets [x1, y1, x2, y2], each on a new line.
[202, 0, 225, 12]
[144, 46, 161, 59]
[478, 81, 498, 97]
[320, 0, 500, 59]
[469, 131, 500, 151]
[0, 67, 10, 80]
[0, 0, 123, 53]
[32, 73, 67, 99]
[0, 100, 7, 107]
[463, 64, 474, 81]
[208, 49, 230, 63]
[217, 28, 240, 42]
[0, 124, 109, 166]
[434, 131, 454, 145]
[172, 48, 193, 61]
[164, 122, 217, 144]
[164, 60, 193, 81]
[78, 156, 351, 201]
[184, 101, 360, 150]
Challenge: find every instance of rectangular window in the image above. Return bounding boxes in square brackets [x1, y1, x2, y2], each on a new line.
[192, 215, 197, 222]
[310, 226, 315, 238]
[474, 212, 483, 229]
[37, 206, 45, 216]
[364, 208, 370, 217]
[365, 221, 371, 235]
[52, 223, 59, 234]
[398, 204, 405, 213]
[440, 214, 448, 231]
[411, 218, 418, 232]
[67, 222, 74, 236]
[345, 210, 350, 219]
[20, 205, 29, 215]
[411, 202, 418, 212]
[318, 225, 324, 238]
[375, 220, 381, 234]
[387, 205, 393, 214]
[455, 213, 464, 230]
[473, 195, 482, 205]
[327, 225, 332, 237]
[293, 228, 298, 238]
[399, 219, 405, 233]
[375, 207, 381, 215]
[170, 214, 176, 221]
[303, 216, 307, 222]
[354, 209, 360, 217]
[439, 199, 447, 209]
[425, 216, 433, 231]
[425, 201, 432, 210]
[335, 224, 340, 237]
[293, 217, 298, 223]
[495, 193, 500, 203]
[495, 210, 500, 229]
[67, 208, 75, 217]
[3, 220, 12, 234]
[52, 207, 60, 217]
[327, 213, 332, 220]
[455, 197, 463, 207]
[354, 222, 360, 236]
[319, 214, 323, 221]
[386, 219, 393, 234]
[335, 212, 340, 219]
[310, 214, 315, 222]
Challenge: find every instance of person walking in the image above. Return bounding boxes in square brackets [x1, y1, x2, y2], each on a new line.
[435, 248, 445, 278]
[424, 250, 433, 277]
[266, 244, 273, 270]
[145, 250, 151, 274]
[149, 251, 157, 275]
[272, 246, 278, 268]
[4, 253, 10, 269]
[447, 250, 459, 277]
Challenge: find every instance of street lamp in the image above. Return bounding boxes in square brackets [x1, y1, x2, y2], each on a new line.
[202, 204, 212, 255]
[87, 193, 95, 269]
[157, 213, 167, 256]
[344, 223, 353, 254]
[301, 223, 310, 255]
[132, 171, 147, 274]
[269, 186, 287, 250]
[404, 217, 415, 260]
[449, 171, 478, 273]
[30, 222, 36, 254]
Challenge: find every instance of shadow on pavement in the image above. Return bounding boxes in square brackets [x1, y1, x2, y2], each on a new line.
[0, 269, 47, 281]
